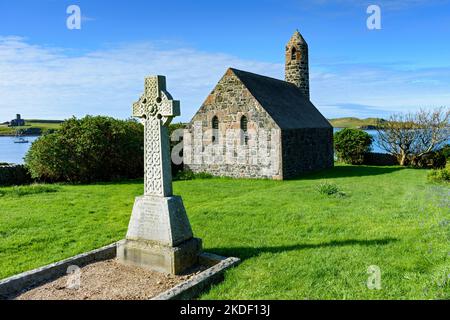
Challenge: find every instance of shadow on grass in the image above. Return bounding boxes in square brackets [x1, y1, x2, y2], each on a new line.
[290, 165, 405, 180]
[72, 179, 144, 187]
[209, 238, 398, 261]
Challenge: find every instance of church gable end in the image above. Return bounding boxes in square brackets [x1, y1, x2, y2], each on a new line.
[190, 68, 278, 130]
[184, 69, 283, 179]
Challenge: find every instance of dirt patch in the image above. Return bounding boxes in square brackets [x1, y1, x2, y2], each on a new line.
[15, 259, 205, 300]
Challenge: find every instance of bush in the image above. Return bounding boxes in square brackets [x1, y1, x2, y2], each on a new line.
[334, 129, 373, 165]
[363, 152, 399, 166]
[411, 151, 447, 169]
[439, 144, 450, 159]
[427, 163, 450, 183]
[0, 164, 33, 186]
[25, 116, 144, 183]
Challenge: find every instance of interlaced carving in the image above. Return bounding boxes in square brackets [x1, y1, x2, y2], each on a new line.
[132, 76, 180, 196]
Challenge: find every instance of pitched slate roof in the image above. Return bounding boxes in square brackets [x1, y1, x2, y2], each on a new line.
[230, 68, 331, 129]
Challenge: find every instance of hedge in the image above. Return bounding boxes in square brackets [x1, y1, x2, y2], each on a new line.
[0, 164, 33, 186]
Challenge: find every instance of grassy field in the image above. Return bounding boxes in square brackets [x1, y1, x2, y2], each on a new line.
[0, 165, 449, 299]
[328, 117, 382, 128]
[0, 120, 62, 136]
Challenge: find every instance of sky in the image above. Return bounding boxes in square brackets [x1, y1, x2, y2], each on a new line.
[0, 0, 450, 123]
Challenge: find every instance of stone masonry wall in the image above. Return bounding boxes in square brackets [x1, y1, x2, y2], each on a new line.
[281, 128, 334, 179]
[184, 69, 283, 179]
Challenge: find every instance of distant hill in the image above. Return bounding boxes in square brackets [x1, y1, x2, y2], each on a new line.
[328, 117, 385, 129]
[0, 119, 63, 136]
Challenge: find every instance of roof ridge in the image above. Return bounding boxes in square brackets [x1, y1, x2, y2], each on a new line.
[229, 67, 298, 88]
[226, 68, 331, 129]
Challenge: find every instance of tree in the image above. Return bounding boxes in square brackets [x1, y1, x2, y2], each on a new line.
[334, 128, 373, 165]
[376, 108, 450, 166]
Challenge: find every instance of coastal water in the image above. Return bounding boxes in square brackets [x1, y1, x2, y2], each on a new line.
[0, 136, 39, 164]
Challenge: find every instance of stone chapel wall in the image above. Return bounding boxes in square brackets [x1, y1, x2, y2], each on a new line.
[281, 127, 334, 179]
[183, 70, 282, 179]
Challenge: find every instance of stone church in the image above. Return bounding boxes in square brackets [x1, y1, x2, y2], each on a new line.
[183, 31, 334, 179]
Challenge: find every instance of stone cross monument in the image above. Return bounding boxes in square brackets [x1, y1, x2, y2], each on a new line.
[118, 75, 202, 275]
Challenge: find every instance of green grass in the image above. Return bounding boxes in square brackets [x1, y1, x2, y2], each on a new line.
[0, 120, 62, 135]
[0, 165, 449, 299]
[0, 184, 60, 197]
[328, 117, 383, 129]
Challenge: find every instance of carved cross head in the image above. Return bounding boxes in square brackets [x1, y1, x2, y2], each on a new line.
[132, 75, 180, 126]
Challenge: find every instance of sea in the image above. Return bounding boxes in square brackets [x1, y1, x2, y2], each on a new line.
[0, 136, 39, 164]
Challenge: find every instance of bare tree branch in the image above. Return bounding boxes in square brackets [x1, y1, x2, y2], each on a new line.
[376, 108, 450, 166]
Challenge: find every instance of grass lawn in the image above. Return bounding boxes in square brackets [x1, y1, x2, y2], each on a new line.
[0, 121, 62, 135]
[0, 165, 449, 299]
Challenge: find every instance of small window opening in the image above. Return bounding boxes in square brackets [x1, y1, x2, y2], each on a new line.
[240, 116, 249, 146]
[291, 47, 297, 60]
[212, 116, 219, 144]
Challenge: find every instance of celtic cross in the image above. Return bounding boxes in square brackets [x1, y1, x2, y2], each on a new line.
[132, 76, 180, 197]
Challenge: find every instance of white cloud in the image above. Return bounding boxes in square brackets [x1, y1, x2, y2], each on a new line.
[0, 36, 282, 122]
[311, 61, 450, 118]
[0, 36, 449, 123]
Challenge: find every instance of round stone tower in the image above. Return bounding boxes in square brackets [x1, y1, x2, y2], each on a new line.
[285, 30, 310, 99]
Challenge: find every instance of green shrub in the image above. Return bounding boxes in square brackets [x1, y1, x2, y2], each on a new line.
[428, 163, 450, 183]
[334, 128, 373, 165]
[25, 116, 144, 183]
[363, 152, 399, 166]
[0, 164, 33, 186]
[411, 151, 447, 169]
[439, 144, 450, 159]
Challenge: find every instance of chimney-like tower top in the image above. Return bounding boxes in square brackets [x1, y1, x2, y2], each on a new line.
[285, 30, 310, 99]
[288, 30, 306, 45]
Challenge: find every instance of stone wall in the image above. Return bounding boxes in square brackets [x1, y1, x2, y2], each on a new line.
[184, 69, 283, 179]
[281, 128, 334, 179]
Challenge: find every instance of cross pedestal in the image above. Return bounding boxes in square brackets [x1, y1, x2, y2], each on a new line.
[117, 76, 201, 275]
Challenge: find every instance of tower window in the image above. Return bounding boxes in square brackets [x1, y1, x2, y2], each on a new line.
[212, 116, 219, 144]
[240, 116, 249, 145]
[291, 47, 297, 60]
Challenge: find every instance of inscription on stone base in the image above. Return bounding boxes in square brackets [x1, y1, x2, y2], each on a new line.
[117, 238, 202, 275]
[126, 195, 194, 247]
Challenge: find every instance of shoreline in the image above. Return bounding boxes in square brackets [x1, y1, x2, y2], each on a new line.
[0, 134, 41, 137]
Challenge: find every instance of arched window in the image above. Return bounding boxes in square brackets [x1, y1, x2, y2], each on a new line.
[212, 116, 219, 144]
[240, 115, 249, 145]
[291, 47, 297, 60]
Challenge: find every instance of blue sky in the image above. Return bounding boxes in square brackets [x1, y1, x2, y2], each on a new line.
[1, 0, 450, 122]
